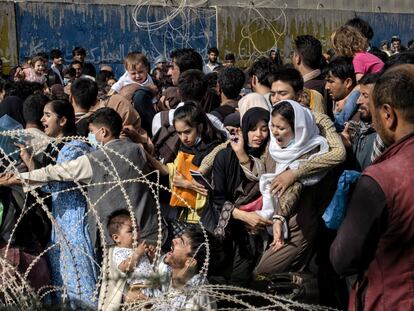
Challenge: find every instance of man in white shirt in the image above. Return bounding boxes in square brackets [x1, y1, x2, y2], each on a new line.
[203, 47, 221, 74]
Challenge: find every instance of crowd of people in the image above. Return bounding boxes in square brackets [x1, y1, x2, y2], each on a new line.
[0, 16, 413, 310]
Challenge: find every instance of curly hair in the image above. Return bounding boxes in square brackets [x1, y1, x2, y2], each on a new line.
[331, 25, 368, 57]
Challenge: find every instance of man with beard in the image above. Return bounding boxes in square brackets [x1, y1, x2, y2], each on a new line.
[331, 64, 414, 311]
[156, 226, 216, 310]
[203, 47, 221, 74]
[340, 73, 385, 171]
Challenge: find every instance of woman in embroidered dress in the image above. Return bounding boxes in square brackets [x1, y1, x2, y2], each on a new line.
[21, 99, 97, 308]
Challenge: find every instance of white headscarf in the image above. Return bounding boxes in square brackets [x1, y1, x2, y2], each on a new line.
[257, 100, 329, 220]
[268, 100, 329, 175]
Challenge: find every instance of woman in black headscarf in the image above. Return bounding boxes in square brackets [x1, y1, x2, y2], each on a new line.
[201, 107, 272, 286]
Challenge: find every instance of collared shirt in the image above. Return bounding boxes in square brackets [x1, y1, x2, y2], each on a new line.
[302, 69, 322, 83]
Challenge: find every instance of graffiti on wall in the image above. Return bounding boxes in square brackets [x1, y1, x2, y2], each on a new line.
[16, 2, 217, 77]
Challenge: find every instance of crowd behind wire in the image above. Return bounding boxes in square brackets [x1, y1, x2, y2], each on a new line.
[0, 16, 413, 311]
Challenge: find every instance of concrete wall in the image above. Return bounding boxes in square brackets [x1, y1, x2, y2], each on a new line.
[0, 2, 18, 73]
[217, 6, 414, 66]
[0, 1, 413, 75]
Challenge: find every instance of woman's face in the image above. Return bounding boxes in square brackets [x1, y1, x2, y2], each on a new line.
[175, 120, 198, 147]
[247, 120, 269, 148]
[270, 114, 294, 148]
[41, 103, 66, 138]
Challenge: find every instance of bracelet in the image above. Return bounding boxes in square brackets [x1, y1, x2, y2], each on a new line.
[272, 215, 286, 224]
[272, 215, 289, 240]
[239, 157, 250, 165]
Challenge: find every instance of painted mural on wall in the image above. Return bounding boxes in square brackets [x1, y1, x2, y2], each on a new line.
[15, 2, 217, 77]
[2, 2, 413, 77]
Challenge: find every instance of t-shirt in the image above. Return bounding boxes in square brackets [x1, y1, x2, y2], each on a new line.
[112, 246, 161, 297]
[353, 51, 384, 75]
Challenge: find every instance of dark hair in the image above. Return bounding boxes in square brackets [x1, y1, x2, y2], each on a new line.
[369, 48, 389, 64]
[72, 47, 86, 57]
[170, 48, 203, 73]
[70, 78, 98, 110]
[268, 66, 304, 94]
[205, 72, 218, 89]
[224, 53, 235, 61]
[271, 101, 295, 132]
[173, 101, 224, 144]
[217, 67, 245, 100]
[47, 99, 77, 136]
[345, 17, 374, 41]
[107, 209, 132, 237]
[373, 65, 414, 123]
[200, 88, 220, 113]
[384, 51, 414, 70]
[36, 52, 49, 62]
[269, 49, 283, 66]
[64, 67, 76, 78]
[0, 78, 8, 93]
[96, 70, 114, 83]
[70, 60, 83, 68]
[89, 107, 123, 137]
[325, 56, 356, 86]
[5, 81, 44, 101]
[248, 57, 277, 88]
[50, 49, 63, 60]
[22, 94, 50, 127]
[177, 69, 208, 102]
[208, 47, 219, 55]
[294, 35, 323, 70]
[183, 225, 207, 272]
[358, 73, 380, 86]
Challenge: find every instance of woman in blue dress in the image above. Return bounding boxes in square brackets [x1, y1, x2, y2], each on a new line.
[39, 99, 97, 308]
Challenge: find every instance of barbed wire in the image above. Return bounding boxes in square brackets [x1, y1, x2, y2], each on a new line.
[0, 131, 337, 310]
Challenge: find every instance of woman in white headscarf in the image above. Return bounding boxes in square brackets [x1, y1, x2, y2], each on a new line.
[251, 100, 333, 275]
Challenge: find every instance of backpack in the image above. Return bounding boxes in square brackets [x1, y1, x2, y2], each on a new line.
[152, 111, 180, 164]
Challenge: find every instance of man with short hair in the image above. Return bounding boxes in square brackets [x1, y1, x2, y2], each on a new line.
[390, 36, 402, 54]
[247, 56, 276, 108]
[157, 226, 215, 310]
[330, 64, 414, 311]
[292, 35, 334, 118]
[70, 61, 84, 79]
[223, 53, 236, 67]
[70, 78, 99, 136]
[203, 47, 221, 74]
[269, 66, 325, 113]
[325, 57, 359, 131]
[341, 73, 384, 171]
[49, 49, 64, 85]
[211, 66, 245, 122]
[72, 46, 96, 78]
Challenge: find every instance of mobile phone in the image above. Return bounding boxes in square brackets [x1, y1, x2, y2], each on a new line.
[189, 170, 213, 191]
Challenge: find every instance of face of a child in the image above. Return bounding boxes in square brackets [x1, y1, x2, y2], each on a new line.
[270, 113, 294, 148]
[114, 219, 139, 248]
[34, 60, 46, 75]
[107, 78, 116, 87]
[127, 62, 148, 84]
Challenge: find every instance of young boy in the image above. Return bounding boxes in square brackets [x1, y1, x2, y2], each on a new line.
[108, 209, 161, 301]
